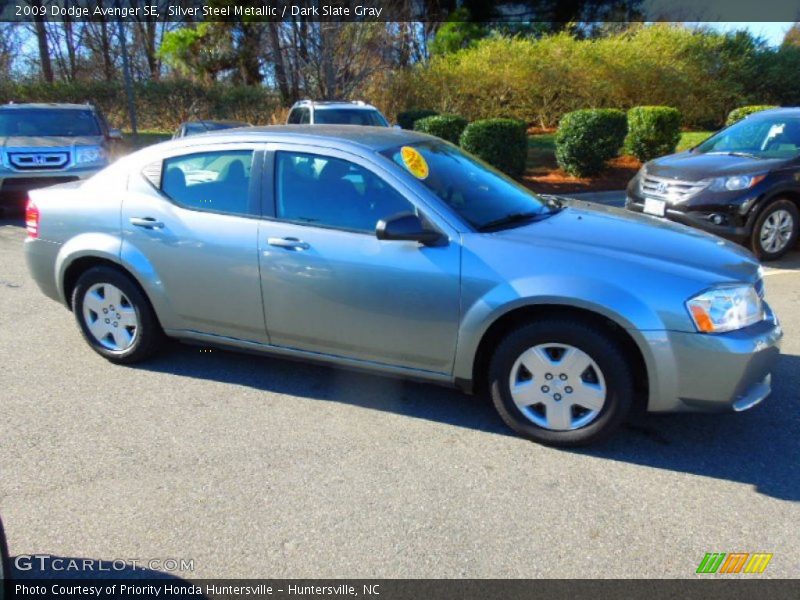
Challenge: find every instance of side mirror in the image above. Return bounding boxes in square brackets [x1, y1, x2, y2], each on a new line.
[376, 213, 444, 245]
[108, 128, 123, 141]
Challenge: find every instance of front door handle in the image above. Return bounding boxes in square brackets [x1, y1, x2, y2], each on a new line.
[130, 217, 164, 229]
[268, 237, 310, 250]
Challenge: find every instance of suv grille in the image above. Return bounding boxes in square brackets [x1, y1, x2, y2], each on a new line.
[641, 174, 708, 203]
[8, 152, 69, 171]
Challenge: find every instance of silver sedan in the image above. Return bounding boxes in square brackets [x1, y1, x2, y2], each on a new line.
[24, 126, 782, 446]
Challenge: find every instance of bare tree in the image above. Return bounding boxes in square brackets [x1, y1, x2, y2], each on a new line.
[0, 24, 22, 79]
[29, 0, 53, 82]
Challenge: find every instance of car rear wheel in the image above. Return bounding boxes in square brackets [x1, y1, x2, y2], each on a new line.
[72, 266, 163, 364]
[488, 320, 634, 447]
[751, 199, 799, 261]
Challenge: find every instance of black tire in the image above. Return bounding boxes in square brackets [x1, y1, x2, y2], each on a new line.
[72, 266, 164, 364]
[750, 199, 799, 261]
[488, 320, 634, 447]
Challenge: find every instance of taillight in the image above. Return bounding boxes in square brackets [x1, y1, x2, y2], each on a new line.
[25, 198, 39, 239]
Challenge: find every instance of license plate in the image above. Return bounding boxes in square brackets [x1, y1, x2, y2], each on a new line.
[643, 198, 666, 217]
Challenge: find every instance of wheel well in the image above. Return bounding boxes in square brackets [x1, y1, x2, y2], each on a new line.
[63, 257, 142, 311]
[470, 305, 649, 412]
[760, 190, 800, 217]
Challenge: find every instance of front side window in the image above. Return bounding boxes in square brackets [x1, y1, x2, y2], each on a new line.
[275, 151, 413, 233]
[161, 150, 253, 215]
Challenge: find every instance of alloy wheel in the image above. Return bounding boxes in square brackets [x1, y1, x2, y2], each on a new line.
[760, 208, 794, 254]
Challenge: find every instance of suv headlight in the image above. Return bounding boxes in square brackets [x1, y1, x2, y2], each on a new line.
[708, 174, 766, 192]
[75, 146, 108, 166]
[686, 284, 764, 333]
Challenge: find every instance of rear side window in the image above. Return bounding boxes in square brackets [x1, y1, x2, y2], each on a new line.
[161, 150, 254, 216]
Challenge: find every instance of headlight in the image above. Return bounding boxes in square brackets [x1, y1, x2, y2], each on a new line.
[708, 174, 766, 192]
[686, 284, 764, 333]
[75, 146, 107, 166]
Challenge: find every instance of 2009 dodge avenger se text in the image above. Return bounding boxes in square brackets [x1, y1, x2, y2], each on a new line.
[23, 126, 783, 446]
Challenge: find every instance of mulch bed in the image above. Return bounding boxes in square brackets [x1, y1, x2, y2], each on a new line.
[522, 155, 642, 195]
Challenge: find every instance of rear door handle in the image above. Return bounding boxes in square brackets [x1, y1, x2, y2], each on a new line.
[129, 217, 164, 229]
[268, 237, 310, 250]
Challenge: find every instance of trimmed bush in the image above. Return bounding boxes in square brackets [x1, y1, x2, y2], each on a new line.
[459, 118, 528, 176]
[397, 109, 438, 130]
[555, 109, 627, 177]
[624, 106, 682, 161]
[725, 105, 779, 126]
[413, 114, 468, 144]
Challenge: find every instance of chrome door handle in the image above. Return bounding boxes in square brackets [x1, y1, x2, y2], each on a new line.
[129, 217, 164, 229]
[268, 237, 310, 250]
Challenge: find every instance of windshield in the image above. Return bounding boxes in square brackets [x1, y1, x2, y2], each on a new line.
[695, 115, 800, 159]
[0, 109, 101, 137]
[314, 109, 388, 126]
[381, 141, 554, 230]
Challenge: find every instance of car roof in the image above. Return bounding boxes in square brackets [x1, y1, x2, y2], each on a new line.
[293, 100, 378, 111]
[183, 120, 250, 126]
[0, 102, 96, 111]
[158, 125, 431, 153]
[746, 107, 800, 119]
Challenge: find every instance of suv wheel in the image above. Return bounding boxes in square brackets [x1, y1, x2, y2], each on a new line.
[488, 320, 634, 447]
[72, 266, 163, 364]
[751, 199, 799, 261]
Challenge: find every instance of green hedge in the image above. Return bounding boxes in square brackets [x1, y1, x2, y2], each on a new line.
[397, 109, 438, 130]
[0, 80, 280, 131]
[413, 114, 468, 144]
[725, 105, 779, 126]
[624, 106, 682, 161]
[555, 109, 627, 177]
[459, 118, 528, 176]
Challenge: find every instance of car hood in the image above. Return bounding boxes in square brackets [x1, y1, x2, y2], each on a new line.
[0, 135, 105, 149]
[646, 151, 787, 180]
[492, 200, 760, 284]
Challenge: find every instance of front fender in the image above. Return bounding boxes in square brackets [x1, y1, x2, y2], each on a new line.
[453, 275, 666, 382]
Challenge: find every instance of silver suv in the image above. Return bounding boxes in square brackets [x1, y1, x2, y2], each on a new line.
[287, 100, 389, 127]
[0, 103, 121, 213]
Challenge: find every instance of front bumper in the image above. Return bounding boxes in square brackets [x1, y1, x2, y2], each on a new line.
[625, 184, 761, 242]
[640, 306, 782, 413]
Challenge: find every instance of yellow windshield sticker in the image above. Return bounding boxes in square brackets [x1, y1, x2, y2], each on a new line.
[400, 146, 429, 179]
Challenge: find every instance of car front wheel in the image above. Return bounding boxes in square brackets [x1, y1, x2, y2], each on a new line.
[751, 199, 799, 261]
[72, 266, 163, 364]
[489, 320, 634, 447]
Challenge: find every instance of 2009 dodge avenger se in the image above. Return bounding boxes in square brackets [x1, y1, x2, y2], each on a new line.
[24, 126, 783, 446]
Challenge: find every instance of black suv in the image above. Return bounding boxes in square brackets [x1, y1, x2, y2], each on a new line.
[626, 108, 800, 260]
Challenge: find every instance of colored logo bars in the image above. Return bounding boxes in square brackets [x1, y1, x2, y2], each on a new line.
[696, 552, 773, 574]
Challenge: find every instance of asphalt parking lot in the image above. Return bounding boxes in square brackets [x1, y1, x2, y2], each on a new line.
[1, 214, 798, 579]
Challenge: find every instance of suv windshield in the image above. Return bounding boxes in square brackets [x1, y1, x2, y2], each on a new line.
[695, 115, 800, 159]
[314, 109, 388, 126]
[381, 141, 556, 230]
[0, 109, 101, 137]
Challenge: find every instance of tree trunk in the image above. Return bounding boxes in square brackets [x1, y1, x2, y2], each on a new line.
[268, 23, 291, 104]
[32, 2, 53, 82]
